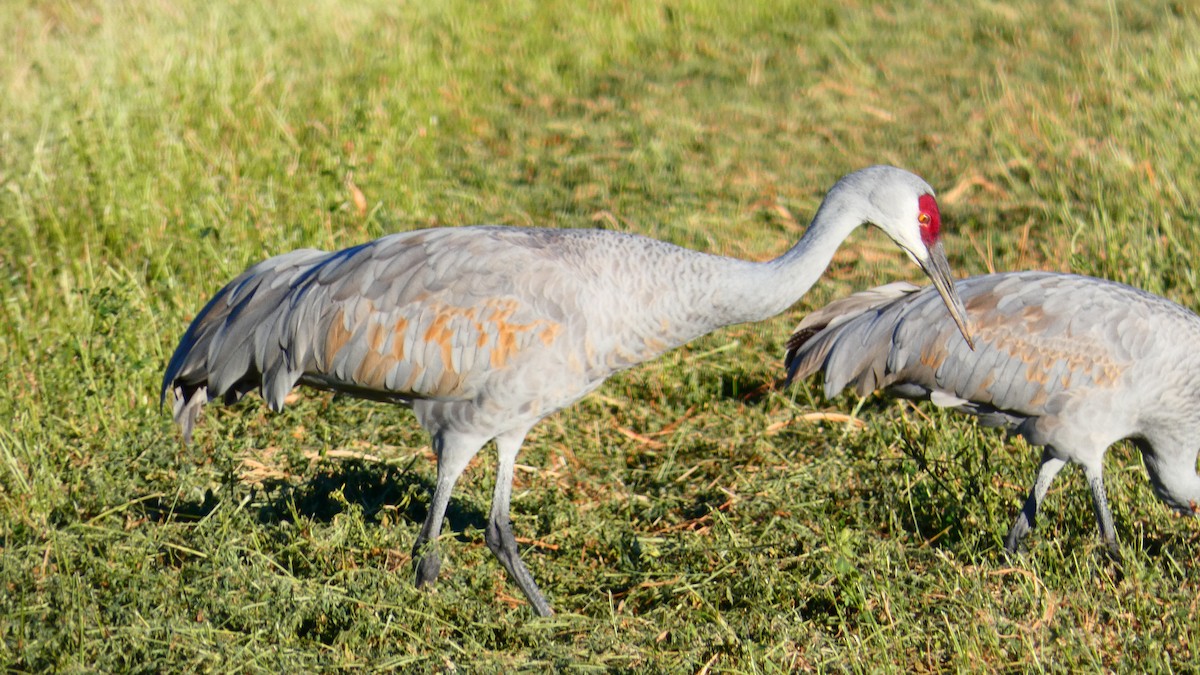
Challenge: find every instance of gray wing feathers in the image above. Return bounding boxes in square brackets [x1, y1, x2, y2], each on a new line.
[161, 239, 437, 429]
[788, 276, 1047, 410]
[162, 228, 587, 441]
[161, 249, 327, 402]
[784, 282, 921, 397]
[784, 271, 1191, 427]
[786, 282, 920, 350]
[160, 249, 329, 438]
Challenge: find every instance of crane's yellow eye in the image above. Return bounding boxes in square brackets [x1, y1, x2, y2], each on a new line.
[918, 213, 931, 225]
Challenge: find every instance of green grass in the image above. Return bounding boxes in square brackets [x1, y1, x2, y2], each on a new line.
[4, 0, 1200, 670]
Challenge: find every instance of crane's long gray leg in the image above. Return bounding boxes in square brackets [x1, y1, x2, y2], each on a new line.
[484, 427, 553, 617]
[413, 431, 488, 589]
[1082, 461, 1122, 562]
[1005, 448, 1068, 553]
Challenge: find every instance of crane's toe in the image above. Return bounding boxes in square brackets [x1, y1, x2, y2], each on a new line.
[485, 518, 554, 617]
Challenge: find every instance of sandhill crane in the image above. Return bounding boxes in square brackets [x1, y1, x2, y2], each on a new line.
[162, 165, 973, 617]
[785, 271, 1200, 559]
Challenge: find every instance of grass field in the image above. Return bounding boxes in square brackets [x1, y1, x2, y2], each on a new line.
[3, 0, 1200, 670]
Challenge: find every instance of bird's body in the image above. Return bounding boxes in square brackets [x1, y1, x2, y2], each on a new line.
[785, 271, 1200, 556]
[162, 165, 972, 616]
[170, 227, 764, 438]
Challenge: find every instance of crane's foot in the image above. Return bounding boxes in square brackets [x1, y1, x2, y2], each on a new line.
[485, 518, 554, 617]
[412, 542, 442, 588]
[1003, 513, 1033, 556]
[1096, 542, 1126, 585]
[1100, 538, 1124, 567]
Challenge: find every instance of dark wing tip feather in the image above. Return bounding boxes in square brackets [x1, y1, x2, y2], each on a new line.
[160, 335, 198, 409]
[783, 324, 831, 378]
[784, 326, 822, 368]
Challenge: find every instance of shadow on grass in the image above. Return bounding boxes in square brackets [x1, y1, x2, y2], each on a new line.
[139, 457, 489, 545]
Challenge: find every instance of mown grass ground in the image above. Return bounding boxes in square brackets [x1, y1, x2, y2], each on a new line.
[3, 0, 1200, 670]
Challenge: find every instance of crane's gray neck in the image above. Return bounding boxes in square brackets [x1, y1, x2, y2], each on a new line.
[713, 191, 869, 326]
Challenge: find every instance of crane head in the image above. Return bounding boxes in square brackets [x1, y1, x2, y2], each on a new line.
[852, 168, 974, 349]
[911, 193, 974, 349]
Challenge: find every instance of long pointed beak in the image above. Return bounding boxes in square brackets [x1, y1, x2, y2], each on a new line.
[919, 241, 975, 349]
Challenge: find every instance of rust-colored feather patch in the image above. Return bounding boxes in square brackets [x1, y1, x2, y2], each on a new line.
[390, 317, 409, 361]
[323, 309, 353, 370]
[970, 316, 1127, 394]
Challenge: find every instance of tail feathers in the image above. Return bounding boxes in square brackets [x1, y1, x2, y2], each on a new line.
[161, 249, 331, 441]
[784, 282, 918, 365]
[784, 282, 920, 398]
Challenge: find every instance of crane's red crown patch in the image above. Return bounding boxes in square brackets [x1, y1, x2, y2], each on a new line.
[918, 193, 941, 247]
